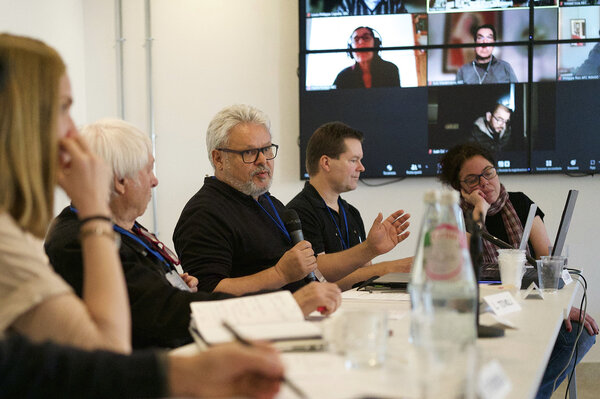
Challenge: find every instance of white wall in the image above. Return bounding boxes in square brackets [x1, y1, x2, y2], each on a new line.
[3, 0, 599, 361]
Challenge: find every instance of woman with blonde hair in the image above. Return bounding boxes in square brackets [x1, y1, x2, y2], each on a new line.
[0, 33, 130, 352]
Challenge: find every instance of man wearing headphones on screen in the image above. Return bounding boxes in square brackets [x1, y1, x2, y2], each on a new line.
[456, 24, 517, 85]
[333, 26, 400, 89]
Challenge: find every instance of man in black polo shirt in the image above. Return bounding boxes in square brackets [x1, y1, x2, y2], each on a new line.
[287, 122, 413, 290]
[173, 104, 342, 312]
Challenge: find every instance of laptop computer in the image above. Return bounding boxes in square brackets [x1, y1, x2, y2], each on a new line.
[366, 272, 411, 291]
[480, 190, 578, 287]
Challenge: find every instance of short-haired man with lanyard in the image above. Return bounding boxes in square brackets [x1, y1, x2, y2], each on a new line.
[456, 24, 518, 85]
[287, 121, 413, 291]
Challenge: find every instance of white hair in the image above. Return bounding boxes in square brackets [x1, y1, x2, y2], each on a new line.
[206, 104, 271, 168]
[80, 118, 152, 180]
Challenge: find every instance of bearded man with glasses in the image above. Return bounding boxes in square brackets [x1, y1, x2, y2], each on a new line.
[470, 102, 512, 153]
[174, 104, 342, 312]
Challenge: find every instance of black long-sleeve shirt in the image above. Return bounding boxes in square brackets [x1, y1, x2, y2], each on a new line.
[0, 334, 166, 398]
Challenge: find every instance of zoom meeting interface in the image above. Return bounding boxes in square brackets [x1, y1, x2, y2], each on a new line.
[299, 1, 600, 178]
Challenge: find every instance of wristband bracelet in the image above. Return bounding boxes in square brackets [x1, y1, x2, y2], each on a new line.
[79, 225, 121, 248]
[79, 215, 112, 226]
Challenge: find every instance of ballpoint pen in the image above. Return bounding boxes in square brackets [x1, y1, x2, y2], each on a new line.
[221, 321, 308, 399]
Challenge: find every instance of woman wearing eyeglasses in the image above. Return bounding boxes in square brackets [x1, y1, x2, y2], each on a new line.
[439, 143, 598, 399]
[439, 142, 548, 263]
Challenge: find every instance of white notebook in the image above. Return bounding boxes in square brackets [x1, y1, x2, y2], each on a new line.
[190, 291, 322, 346]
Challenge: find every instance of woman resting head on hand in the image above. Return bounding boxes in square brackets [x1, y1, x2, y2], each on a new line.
[438, 142, 550, 264]
[0, 33, 129, 352]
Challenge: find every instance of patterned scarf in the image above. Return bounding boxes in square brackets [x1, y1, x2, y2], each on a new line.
[460, 184, 530, 264]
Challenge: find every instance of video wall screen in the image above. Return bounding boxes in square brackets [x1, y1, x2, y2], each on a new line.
[299, 1, 600, 178]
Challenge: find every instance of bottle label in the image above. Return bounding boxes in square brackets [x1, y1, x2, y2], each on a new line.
[424, 223, 465, 280]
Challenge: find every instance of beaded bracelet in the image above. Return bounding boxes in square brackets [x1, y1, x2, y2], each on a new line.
[79, 215, 112, 226]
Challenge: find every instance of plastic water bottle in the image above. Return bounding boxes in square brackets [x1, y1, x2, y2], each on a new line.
[419, 190, 478, 350]
[409, 189, 441, 344]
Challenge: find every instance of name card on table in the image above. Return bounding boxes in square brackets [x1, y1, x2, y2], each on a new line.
[561, 269, 573, 286]
[483, 291, 522, 316]
[523, 282, 544, 300]
[478, 359, 512, 399]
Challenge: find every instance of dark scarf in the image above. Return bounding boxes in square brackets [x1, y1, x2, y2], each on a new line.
[460, 184, 530, 264]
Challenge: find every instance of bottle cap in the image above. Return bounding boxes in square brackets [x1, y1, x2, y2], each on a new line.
[423, 189, 440, 204]
[440, 189, 459, 205]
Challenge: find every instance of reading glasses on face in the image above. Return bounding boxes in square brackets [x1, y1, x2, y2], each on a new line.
[461, 166, 497, 188]
[492, 115, 510, 125]
[218, 144, 279, 164]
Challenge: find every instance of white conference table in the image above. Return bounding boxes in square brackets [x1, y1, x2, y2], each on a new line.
[173, 280, 579, 399]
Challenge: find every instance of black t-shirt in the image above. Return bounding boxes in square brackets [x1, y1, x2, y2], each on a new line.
[173, 177, 306, 293]
[485, 192, 545, 258]
[287, 182, 366, 256]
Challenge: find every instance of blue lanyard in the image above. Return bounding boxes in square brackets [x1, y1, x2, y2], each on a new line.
[70, 206, 173, 272]
[324, 198, 349, 250]
[256, 194, 291, 242]
[113, 223, 175, 272]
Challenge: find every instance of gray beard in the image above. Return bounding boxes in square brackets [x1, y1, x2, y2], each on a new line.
[221, 167, 273, 198]
[234, 178, 271, 198]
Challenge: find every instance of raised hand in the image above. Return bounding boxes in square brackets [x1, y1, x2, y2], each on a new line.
[365, 210, 411, 256]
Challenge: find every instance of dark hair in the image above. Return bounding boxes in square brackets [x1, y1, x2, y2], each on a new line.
[473, 24, 497, 41]
[306, 122, 364, 176]
[491, 103, 511, 115]
[347, 26, 382, 58]
[438, 143, 496, 190]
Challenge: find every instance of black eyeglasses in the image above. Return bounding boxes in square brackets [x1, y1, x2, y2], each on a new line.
[217, 144, 279, 164]
[461, 166, 497, 188]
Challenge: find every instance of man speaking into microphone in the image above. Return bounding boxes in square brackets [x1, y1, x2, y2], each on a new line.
[173, 104, 341, 313]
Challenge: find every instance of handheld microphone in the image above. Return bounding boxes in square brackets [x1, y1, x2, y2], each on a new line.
[282, 209, 317, 282]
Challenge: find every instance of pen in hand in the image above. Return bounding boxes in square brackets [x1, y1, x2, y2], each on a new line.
[221, 321, 308, 399]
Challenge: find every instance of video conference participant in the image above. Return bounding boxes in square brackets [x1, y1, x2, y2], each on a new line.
[439, 143, 598, 399]
[575, 41, 600, 77]
[0, 34, 130, 353]
[45, 118, 338, 348]
[456, 24, 517, 85]
[287, 122, 412, 291]
[470, 103, 512, 153]
[337, 0, 407, 14]
[334, 26, 400, 89]
[174, 104, 342, 312]
[1, 334, 283, 399]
